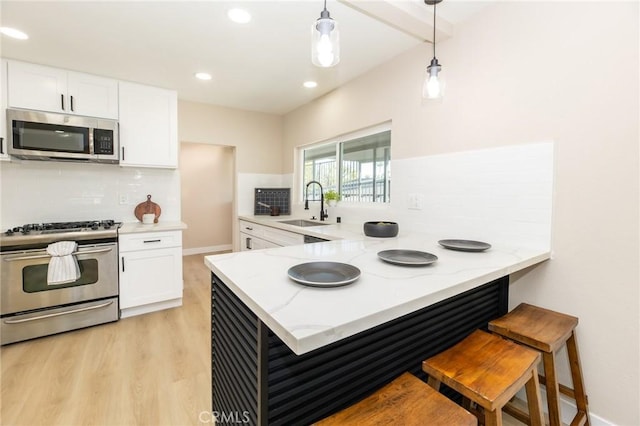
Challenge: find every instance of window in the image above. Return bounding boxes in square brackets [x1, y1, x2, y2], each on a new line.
[302, 126, 391, 203]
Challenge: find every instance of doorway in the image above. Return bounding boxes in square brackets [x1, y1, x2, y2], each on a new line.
[180, 142, 235, 255]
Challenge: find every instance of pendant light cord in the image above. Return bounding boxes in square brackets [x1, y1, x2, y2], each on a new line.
[432, 2, 437, 58]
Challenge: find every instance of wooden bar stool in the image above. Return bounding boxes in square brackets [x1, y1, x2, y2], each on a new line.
[422, 330, 544, 426]
[489, 303, 590, 426]
[314, 372, 476, 426]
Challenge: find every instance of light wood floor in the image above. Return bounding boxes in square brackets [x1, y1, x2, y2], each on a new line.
[1, 253, 528, 426]
[1, 254, 212, 426]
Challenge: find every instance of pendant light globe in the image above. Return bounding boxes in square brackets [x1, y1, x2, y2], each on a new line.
[312, 1, 340, 67]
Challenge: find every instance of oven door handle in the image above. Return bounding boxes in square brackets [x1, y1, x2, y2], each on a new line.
[3, 246, 114, 262]
[3, 300, 114, 324]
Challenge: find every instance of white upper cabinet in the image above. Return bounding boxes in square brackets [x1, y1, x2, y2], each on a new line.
[66, 71, 119, 119]
[7, 60, 118, 119]
[1, 59, 8, 161]
[118, 81, 178, 169]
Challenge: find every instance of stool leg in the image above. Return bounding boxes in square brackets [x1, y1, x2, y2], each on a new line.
[485, 408, 503, 426]
[524, 369, 544, 426]
[542, 351, 562, 426]
[567, 331, 590, 426]
[427, 376, 441, 391]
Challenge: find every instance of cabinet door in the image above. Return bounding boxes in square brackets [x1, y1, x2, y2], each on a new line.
[67, 71, 118, 119]
[1, 59, 8, 161]
[239, 232, 281, 251]
[7, 61, 67, 113]
[119, 246, 183, 309]
[119, 81, 178, 168]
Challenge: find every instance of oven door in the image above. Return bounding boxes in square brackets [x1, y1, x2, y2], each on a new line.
[0, 242, 118, 315]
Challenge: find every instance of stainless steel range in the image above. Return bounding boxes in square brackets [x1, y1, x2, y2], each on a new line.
[1, 220, 121, 345]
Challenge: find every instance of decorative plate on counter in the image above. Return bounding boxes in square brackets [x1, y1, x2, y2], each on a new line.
[377, 249, 438, 266]
[287, 262, 361, 287]
[438, 239, 491, 252]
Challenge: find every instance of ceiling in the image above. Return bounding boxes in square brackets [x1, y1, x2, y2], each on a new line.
[0, 1, 490, 115]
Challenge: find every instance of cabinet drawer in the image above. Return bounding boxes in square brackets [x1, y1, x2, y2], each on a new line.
[119, 230, 182, 252]
[239, 220, 304, 247]
[239, 220, 264, 238]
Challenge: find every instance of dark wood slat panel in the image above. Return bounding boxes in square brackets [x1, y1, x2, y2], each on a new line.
[212, 275, 259, 425]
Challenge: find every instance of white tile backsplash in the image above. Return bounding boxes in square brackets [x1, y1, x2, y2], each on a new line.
[392, 142, 554, 249]
[0, 160, 180, 227]
[265, 143, 554, 250]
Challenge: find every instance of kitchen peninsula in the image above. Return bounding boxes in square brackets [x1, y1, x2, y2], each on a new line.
[205, 224, 550, 425]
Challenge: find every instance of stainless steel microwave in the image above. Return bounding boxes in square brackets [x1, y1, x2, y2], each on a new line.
[7, 109, 119, 164]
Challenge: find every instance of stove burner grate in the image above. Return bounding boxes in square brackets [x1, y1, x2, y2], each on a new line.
[4, 220, 118, 236]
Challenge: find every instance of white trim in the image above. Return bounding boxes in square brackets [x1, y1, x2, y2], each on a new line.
[182, 244, 232, 256]
[120, 298, 182, 319]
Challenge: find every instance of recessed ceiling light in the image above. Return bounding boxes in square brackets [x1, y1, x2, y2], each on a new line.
[0, 27, 29, 40]
[228, 8, 251, 24]
[303, 81, 318, 88]
[195, 72, 212, 80]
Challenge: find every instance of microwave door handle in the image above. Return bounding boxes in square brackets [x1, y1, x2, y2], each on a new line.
[3, 246, 114, 261]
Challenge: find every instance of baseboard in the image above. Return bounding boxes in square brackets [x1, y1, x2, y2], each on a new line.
[513, 388, 614, 426]
[120, 298, 182, 319]
[182, 244, 232, 256]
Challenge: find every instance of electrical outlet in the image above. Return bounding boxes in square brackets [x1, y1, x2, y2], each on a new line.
[408, 193, 424, 210]
[119, 193, 129, 205]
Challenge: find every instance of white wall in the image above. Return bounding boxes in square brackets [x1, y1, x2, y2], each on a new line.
[283, 2, 639, 424]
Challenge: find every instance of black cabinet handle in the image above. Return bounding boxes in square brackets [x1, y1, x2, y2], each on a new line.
[70, 95, 74, 112]
[61, 94, 65, 111]
[121, 257, 125, 272]
[121, 146, 125, 161]
[143, 239, 161, 243]
[0, 137, 3, 155]
[246, 237, 252, 250]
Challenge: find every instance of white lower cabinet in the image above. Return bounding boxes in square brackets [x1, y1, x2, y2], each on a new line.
[119, 230, 183, 317]
[239, 220, 304, 251]
[240, 232, 281, 251]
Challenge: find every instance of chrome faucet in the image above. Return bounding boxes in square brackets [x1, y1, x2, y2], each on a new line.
[304, 180, 328, 221]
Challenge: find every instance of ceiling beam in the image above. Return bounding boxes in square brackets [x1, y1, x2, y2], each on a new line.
[338, 0, 454, 43]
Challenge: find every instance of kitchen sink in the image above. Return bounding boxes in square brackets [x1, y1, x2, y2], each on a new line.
[278, 219, 330, 227]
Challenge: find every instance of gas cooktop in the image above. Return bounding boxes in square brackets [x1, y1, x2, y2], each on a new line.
[1, 220, 122, 248]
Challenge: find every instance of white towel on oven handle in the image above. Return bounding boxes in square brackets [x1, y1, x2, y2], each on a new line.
[46, 241, 81, 285]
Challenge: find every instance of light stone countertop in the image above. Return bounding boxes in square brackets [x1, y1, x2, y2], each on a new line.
[119, 221, 187, 234]
[206, 218, 550, 355]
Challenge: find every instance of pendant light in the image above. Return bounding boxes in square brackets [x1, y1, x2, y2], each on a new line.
[423, 0, 444, 100]
[311, 0, 340, 67]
